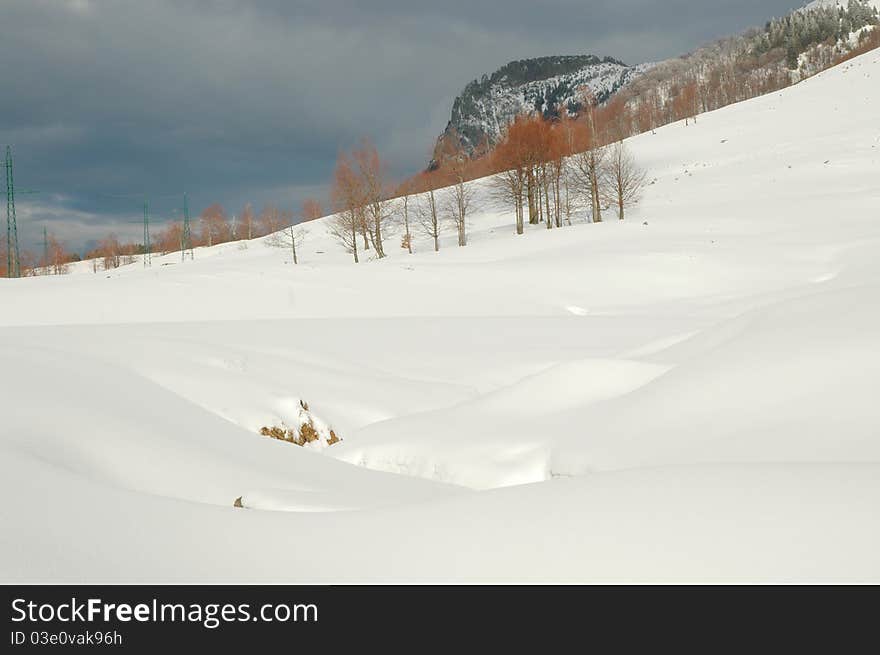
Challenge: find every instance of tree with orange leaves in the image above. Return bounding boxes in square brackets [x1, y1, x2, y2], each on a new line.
[491, 114, 549, 232]
[97, 234, 122, 270]
[258, 205, 285, 237]
[301, 198, 323, 222]
[352, 138, 391, 258]
[199, 203, 230, 247]
[155, 221, 183, 256]
[674, 80, 700, 125]
[572, 90, 606, 223]
[435, 131, 474, 246]
[491, 117, 529, 234]
[47, 233, 72, 275]
[329, 151, 365, 263]
[238, 203, 255, 240]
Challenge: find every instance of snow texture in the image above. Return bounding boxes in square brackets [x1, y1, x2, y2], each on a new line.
[2, 48, 880, 582]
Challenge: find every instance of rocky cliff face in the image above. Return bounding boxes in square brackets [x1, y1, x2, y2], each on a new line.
[432, 55, 640, 164]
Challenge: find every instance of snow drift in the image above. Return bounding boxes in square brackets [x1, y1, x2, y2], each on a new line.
[2, 48, 880, 582]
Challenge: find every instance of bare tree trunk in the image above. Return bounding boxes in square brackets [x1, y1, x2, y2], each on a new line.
[544, 171, 552, 230]
[516, 187, 524, 235]
[564, 174, 572, 226]
[455, 180, 468, 247]
[403, 196, 412, 254]
[429, 189, 439, 252]
[591, 152, 602, 223]
[554, 174, 561, 228]
[351, 221, 359, 264]
[537, 177, 544, 224]
[373, 202, 386, 258]
[527, 169, 538, 224]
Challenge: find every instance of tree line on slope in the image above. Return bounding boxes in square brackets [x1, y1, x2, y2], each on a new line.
[322, 95, 647, 265]
[4, 197, 325, 276]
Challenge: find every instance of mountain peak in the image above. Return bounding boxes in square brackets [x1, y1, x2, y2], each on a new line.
[432, 54, 639, 164]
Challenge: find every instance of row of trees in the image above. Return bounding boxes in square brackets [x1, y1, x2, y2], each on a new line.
[329, 139, 397, 263]
[327, 134, 498, 262]
[324, 98, 647, 264]
[490, 104, 645, 234]
[76, 198, 324, 273]
[1, 233, 80, 277]
[165, 200, 322, 255]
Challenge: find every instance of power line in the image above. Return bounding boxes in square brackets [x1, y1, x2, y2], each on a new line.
[3, 150, 201, 267]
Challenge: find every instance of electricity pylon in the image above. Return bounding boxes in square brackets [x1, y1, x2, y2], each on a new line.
[2, 146, 39, 278]
[4, 146, 19, 278]
[181, 192, 193, 261]
[143, 199, 152, 267]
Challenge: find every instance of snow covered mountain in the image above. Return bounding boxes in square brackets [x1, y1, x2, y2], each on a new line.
[433, 55, 643, 159]
[803, 0, 880, 11]
[2, 46, 880, 582]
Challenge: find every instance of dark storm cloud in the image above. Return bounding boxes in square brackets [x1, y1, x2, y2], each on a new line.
[0, 0, 805, 250]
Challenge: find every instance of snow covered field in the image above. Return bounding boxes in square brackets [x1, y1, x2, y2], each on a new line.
[2, 48, 879, 582]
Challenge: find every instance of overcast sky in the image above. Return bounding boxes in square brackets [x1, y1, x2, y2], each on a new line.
[0, 0, 806, 251]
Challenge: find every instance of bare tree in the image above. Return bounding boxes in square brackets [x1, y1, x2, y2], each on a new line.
[435, 135, 474, 246]
[353, 139, 390, 258]
[98, 234, 122, 270]
[270, 217, 305, 265]
[560, 158, 579, 226]
[491, 115, 532, 235]
[329, 152, 364, 263]
[417, 186, 442, 253]
[396, 178, 415, 254]
[155, 221, 183, 255]
[258, 205, 284, 237]
[239, 203, 255, 240]
[445, 181, 473, 246]
[574, 89, 606, 223]
[572, 147, 606, 223]
[39, 232, 72, 275]
[301, 198, 323, 221]
[602, 142, 647, 221]
[199, 203, 230, 247]
[493, 165, 526, 235]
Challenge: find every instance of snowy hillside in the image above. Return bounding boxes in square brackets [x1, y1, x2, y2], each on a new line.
[2, 48, 880, 582]
[804, 0, 880, 10]
[435, 55, 642, 156]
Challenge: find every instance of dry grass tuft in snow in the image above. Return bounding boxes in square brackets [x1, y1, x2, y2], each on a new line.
[259, 400, 342, 449]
